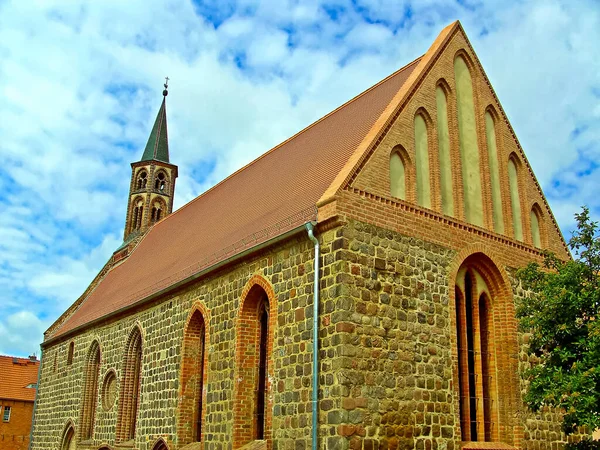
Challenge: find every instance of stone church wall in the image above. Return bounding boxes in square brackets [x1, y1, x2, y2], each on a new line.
[32, 215, 570, 450]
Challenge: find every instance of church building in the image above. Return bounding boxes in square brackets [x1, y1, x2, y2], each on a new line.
[31, 21, 573, 450]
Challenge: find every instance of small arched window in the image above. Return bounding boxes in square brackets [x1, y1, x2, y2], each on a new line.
[136, 170, 148, 190]
[390, 148, 407, 200]
[67, 342, 74, 366]
[60, 423, 76, 450]
[131, 199, 144, 231]
[150, 200, 165, 224]
[154, 171, 168, 192]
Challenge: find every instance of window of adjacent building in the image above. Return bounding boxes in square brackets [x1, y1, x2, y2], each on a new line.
[3, 406, 11, 422]
[67, 341, 74, 365]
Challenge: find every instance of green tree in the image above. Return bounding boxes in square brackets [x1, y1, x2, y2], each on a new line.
[517, 206, 600, 444]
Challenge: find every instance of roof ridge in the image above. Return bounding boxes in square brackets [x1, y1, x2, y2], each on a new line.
[161, 56, 423, 223]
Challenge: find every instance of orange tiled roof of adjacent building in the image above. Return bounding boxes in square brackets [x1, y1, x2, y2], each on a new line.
[0, 355, 40, 402]
[51, 56, 422, 338]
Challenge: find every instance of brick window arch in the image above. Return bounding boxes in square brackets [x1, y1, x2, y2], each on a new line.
[389, 145, 411, 201]
[116, 326, 143, 443]
[67, 341, 74, 365]
[508, 154, 524, 241]
[530, 203, 544, 249]
[178, 306, 208, 445]
[233, 277, 276, 448]
[79, 340, 101, 441]
[60, 422, 76, 450]
[452, 251, 520, 444]
[151, 437, 169, 450]
[414, 112, 432, 209]
[436, 80, 454, 216]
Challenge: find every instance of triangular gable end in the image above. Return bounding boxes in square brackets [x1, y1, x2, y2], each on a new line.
[319, 20, 569, 257]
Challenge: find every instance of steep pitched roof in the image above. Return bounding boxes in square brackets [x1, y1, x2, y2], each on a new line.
[141, 96, 169, 163]
[0, 355, 39, 402]
[49, 56, 422, 339]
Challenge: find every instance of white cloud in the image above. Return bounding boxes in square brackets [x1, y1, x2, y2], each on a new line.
[0, 0, 598, 357]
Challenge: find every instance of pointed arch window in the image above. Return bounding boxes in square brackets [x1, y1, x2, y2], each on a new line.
[131, 199, 144, 232]
[136, 170, 148, 190]
[455, 265, 498, 442]
[150, 199, 166, 224]
[67, 341, 74, 366]
[60, 423, 76, 450]
[234, 283, 272, 445]
[116, 327, 143, 443]
[80, 341, 101, 441]
[178, 309, 207, 444]
[154, 171, 168, 193]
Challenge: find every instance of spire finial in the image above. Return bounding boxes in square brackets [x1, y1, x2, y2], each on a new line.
[163, 77, 169, 97]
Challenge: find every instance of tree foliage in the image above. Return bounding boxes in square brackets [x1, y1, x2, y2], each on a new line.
[517, 207, 600, 437]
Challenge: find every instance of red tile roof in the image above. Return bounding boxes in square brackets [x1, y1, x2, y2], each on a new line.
[0, 355, 40, 402]
[50, 56, 422, 338]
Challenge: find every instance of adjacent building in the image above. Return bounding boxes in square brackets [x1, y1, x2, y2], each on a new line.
[0, 355, 40, 450]
[31, 21, 574, 450]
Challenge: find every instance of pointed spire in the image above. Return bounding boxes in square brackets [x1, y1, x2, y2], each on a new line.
[140, 78, 170, 163]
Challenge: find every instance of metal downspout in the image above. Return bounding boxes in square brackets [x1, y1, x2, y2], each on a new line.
[305, 222, 320, 450]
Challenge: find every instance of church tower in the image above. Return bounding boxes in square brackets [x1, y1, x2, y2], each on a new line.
[123, 80, 178, 241]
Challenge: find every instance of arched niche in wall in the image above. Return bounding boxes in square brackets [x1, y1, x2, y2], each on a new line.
[507, 154, 523, 241]
[530, 203, 544, 249]
[436, 80, 454, 216]
[454, 52, 484, 226]
[389, 146, 410, 201]
[414, 110, 432, 209]
[484, 107, 504, 234]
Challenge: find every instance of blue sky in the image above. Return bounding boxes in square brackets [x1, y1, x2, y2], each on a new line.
[0, 0, 598, 357]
